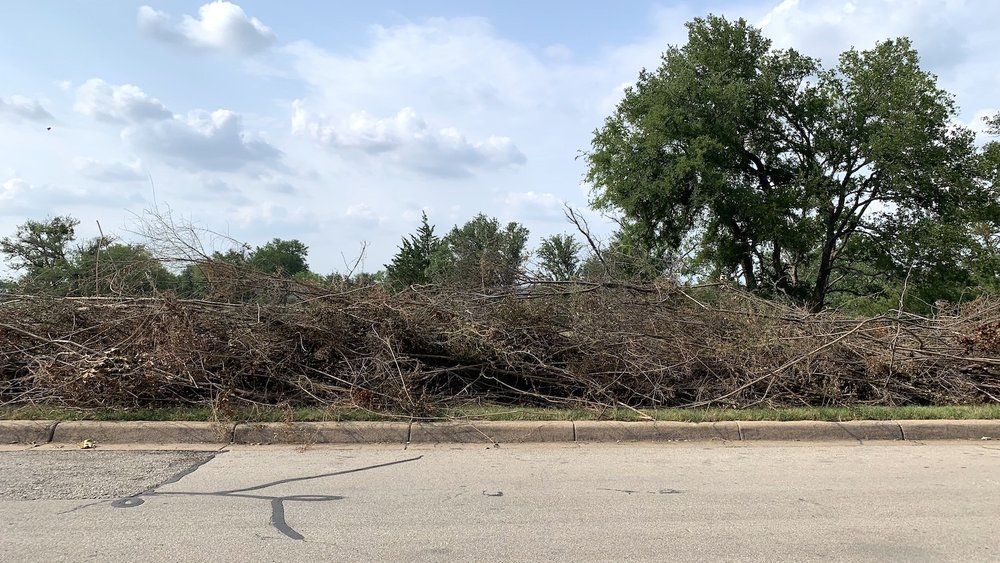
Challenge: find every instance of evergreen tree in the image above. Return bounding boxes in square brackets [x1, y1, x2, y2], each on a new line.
[385, 212, 440, 288]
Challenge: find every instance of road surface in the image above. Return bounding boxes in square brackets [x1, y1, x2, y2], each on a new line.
[1, 441, 998, 561]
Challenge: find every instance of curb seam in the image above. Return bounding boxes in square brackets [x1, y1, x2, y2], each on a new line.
[45, 421, 59, 443]
[572, 421, 577, 442]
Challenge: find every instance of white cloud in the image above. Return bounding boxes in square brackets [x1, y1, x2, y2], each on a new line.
[73, 158, 146, 182]
[232, 202, 308, 229]
[266, 181, 296, 195]
[0, 95, 54, 122]
[505, 191, 561, 208]
[0, 176, 146, 220]
[74, 78, 172, 123]
[344, 203, 381, 227]
[292, 102, 525, 178]
[504, 191, 564, 221]
[192, 178, 250, 204]
[543, 44, 573, 61]
[138, 2, 276, 55]
[124, 109, 283, 172]
[71, 78, 280, 173]
[758, 0, 974, 68]
[1, 177, 30, 201]
[285, 18, 552, 117]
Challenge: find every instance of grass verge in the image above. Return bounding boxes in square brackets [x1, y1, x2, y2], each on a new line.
[2, 404, 999, 423]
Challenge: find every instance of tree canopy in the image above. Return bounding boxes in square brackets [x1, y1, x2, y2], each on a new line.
[586, 15, 991, 311]
[0, 216, 78, 274]
[249, 238, 309, 277]
[429, 214, 529, 288]
[536, 233, 583, 281]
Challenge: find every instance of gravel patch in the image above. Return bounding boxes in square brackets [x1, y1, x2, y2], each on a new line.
[0, 450, 216, 500]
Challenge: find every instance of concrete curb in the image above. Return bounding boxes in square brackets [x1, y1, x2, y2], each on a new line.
[409, 421, 574, 444]
[737, 420, 903, 442]
[233, 422, 409, 444]
[50, 421, 234, 444]
[0, 421, 57, 444]
[574, 421, 740, 442]
[898, 419, 1000, 441]
[2, 419, 999, 445]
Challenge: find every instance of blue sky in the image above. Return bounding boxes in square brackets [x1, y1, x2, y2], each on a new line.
[1, 1, 998, 275]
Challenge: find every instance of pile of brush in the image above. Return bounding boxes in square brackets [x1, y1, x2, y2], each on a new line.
[2, 278, 998, 413]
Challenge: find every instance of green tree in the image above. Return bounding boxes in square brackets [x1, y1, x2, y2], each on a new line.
[579, 232, 674, 282]
[175, 247, 250, 299]
[535, 234, 583, 281]
[964, 113, 1000, 294]
[71, 239, 175, 296]
[586, 15, 981, 312]
[385, 212, 440, 288]
[249, 238, 309, 277]
[430, 214, 529, 288]
[0, 216, 78, 273]
[0, 216, 79, 292]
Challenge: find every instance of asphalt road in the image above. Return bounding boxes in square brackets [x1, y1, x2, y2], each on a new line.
[1, 441, 998, 562]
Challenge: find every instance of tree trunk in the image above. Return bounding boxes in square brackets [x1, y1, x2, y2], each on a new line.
[810, 243, 835, 313]
[742, 254, 758, 290]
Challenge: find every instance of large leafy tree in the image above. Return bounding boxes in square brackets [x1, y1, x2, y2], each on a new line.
[0, 216, 78, 273]
[965, 113, 1000, 293]
[249, 238, 309, 277]
[430, 214, 529, 288]
[1, 216, 176, 296]
[0, 216, 80, 292]
[71, 239, 176, 296]
[587, 15, 981, 312]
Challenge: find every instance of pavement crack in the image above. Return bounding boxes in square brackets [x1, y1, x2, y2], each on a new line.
[598, 487, 683, 495]
[154, 451, 221, 489]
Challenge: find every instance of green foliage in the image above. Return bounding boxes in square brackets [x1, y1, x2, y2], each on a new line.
[579, 233, 673, 282]
[0, 216, 79, 289]
[249, 238, 309, 277]
[429, 214, 529, 288]
[70, 238, 176, 296]
[586, 15, 984, 312]
[535, 233, 583, 281]
[385, 212, 440, 288]
[0, 216, 178, 297]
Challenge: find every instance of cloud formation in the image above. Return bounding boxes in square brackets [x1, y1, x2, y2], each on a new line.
[503, 191, 564, 221]
[73, 158, 146, 182]
[71, 78, 281, 173]
[74, 78, 172, 123]
[1, 177, 30, 202]
[0, 95, 54, 122]
[138, 2, 276, 55]
[124, 109, 282, 172]
[292, 102, 525, 178]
